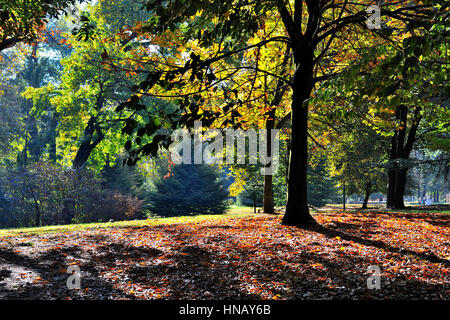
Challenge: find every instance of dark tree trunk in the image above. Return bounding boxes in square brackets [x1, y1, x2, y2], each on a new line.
[343, 181, 346, 211]
[73, 90, 105, 168]
[362, 181, 372, 209]
[72, 116, 104, 168]
[282, 49, 316, 226]
[386, 105, 421, 209]
[22, 132, 28, 167]
[386, 168, 396, 207]
[49, 139, 57, 162]
[285, 138, 290, 183]
[263, 174, 274, 214]
[29, 189, 41, 227]
[72, 137, 103, 168]
[392, 168, 407, 209]
[61, 199, 75, 224]
[263, 47, 290, 215]
[27, 116, 41, 162]
[283, 104, 313, 225]
[34, 201, 41, 227]
[263, 110, 275, 214]
[63, 92, 105, 221]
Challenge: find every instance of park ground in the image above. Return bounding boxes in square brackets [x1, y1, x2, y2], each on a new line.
[0, 206, 448, 300]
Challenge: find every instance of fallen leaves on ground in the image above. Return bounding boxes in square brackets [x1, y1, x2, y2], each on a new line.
[0, 210, 448, 300]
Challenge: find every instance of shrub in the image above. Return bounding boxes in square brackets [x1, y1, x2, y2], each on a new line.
[1, 161, 144, 228]
[146, 158, 229, 217]
[83, 190, 144, 223]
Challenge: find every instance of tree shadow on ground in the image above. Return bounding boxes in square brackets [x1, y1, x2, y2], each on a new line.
[363, 211, 449, 228]
[245, 243, 449, 299]
[0, 236, 260, 300]
[0, 245, 134, 299]
[0, 214, 448, 300]
[303, 223, 449, 267]
[125, 244, 262, 299]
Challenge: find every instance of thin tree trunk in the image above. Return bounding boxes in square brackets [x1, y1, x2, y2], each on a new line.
[29, 189, 41, 227]
[263, 110, 275, 214]
[386, 105, 421, 209]
[34, 201, 41, 227]
[263, 47, 290, 214]
[362, 181, 372, 209]
[417, 187, 421, 204]
[343, 181, 346, 211]
[263, 175, 274, 213]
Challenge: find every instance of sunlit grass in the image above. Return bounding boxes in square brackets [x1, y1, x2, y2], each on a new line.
[0, 206, 258, 237]
[1, 203, 447, 238]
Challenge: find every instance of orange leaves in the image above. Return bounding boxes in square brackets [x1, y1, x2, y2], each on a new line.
[2, 209, 449, 299]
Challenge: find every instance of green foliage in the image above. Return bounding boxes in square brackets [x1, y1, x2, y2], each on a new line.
[0, 161, 143, 228]
[0, 0, 79, 50]
[146, 156, 229, 216]
[233, 141, 339, 208]
[101, 155, 146, 198]
[235, 165, 263, 207]
[94, 0, 151, 34]
[307, 155, 340, 208]
[141, 0, 271, 47]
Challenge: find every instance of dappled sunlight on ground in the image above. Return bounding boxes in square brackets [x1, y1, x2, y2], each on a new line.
[0, 210, 448, 299]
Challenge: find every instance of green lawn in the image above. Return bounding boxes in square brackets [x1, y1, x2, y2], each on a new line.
[1, 203, 447, 238]
[0, 206, 258, 237]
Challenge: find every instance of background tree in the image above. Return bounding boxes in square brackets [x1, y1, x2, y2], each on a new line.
[0, 0, 80, 51]
[115, 0, 444, 226]
[316, 9, 448, 209]
[146, 154, 229, 217]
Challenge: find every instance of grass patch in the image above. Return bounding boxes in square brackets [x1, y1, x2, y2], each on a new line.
[0, 209, 258, 238]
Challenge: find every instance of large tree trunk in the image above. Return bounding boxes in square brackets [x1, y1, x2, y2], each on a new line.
[386, 168, 396, 207]
[72, 136, 103, 168]
[282, 50, 316, 226]
[387, 169, 407, 211]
